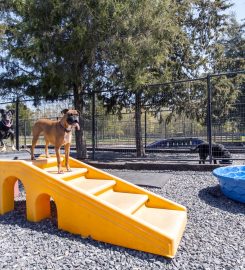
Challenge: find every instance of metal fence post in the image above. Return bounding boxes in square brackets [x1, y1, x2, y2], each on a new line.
[92, 91, 96, 160]
[24, 120, 27, 147]
[15, 97, 19, 151]
[144, 110, 147, 148]
[207, 74, 212, 164]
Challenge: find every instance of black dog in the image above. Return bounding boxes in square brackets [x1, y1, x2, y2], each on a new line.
[0, 109, 15, 152]
[192, 143, 232, 164]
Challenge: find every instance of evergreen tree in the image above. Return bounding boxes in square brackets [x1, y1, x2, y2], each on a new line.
[101, 0, 235, 156]
[214, 17, 245, 128]
[0, 0, 117, 158]
[101, 0, 187, 156]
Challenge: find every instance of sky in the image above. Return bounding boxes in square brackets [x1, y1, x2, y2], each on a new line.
[231, 0, 245, 22]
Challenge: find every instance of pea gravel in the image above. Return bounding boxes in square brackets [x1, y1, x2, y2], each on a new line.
[0, 170, 244, 270]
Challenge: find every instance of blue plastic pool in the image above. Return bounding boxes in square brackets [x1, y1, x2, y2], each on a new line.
[213, 166, 245, 203]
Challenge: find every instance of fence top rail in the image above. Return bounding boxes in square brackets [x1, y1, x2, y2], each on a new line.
[145, 70, 245, 89]
[209, 70, 245, 78]
[145, 76, 207, 88]
[0, 70, 244, 104]
[0, 94, 74, 105]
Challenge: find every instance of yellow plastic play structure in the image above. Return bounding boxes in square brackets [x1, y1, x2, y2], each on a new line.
[0, 156, 187, 258]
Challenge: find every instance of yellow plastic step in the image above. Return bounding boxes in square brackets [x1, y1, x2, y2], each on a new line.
[98, 190, 148, 214]
[133, 205, 187, 239]
[67, 178, 116, 195]
[31, 157, 64, 169]
[43, 167, 88, 180]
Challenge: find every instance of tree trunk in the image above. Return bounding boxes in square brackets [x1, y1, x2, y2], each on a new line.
[73, 85, 87, 159]
[135, 91, 145, 157]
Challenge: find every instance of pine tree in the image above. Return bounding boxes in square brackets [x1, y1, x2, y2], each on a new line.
[101, 0, 235, 156]
[0, 0, 117, 158]
[214, 17, 245, 129]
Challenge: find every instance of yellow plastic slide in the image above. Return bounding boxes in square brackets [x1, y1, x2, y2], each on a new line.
[0, 156, 187, 258]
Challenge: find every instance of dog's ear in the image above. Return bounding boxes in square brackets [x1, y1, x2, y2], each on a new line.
[61, 109, 69, 115]
[76, 110, 80, 116]
[0, 109, 5, 115]
[9, 110, 15, 115]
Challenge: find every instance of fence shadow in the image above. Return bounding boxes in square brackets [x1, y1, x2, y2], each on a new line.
[198, 185, 245, 214]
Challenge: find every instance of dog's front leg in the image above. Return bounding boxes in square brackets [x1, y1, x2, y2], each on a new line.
[55, 146, 63, 174]
[45, 141, 50, 158]
[1, 143, 6, 152]
[10, 133, 16, 151]
[65, 143, 71, 172]
[31, 136, 39, 160]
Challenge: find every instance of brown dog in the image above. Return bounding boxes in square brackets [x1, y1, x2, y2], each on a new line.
[31, 109, 80, 173]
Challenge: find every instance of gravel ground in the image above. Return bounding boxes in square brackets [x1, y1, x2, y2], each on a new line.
[0, 170, 245, 270]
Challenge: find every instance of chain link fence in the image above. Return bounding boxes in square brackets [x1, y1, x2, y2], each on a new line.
[0, 71, 244, 164]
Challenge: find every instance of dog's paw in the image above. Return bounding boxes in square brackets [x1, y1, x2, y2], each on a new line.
[66, 168, 72, 172]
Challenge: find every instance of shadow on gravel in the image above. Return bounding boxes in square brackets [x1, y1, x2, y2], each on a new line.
[0, 200, 173, 264]
[198, 185, 245, 214]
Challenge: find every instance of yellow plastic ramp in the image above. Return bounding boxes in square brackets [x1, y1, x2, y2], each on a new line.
[0, 156, 187, 258]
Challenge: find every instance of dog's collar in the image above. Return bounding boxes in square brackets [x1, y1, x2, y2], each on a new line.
[59, 122, 72, 133]
[1, 120, 13, 128]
